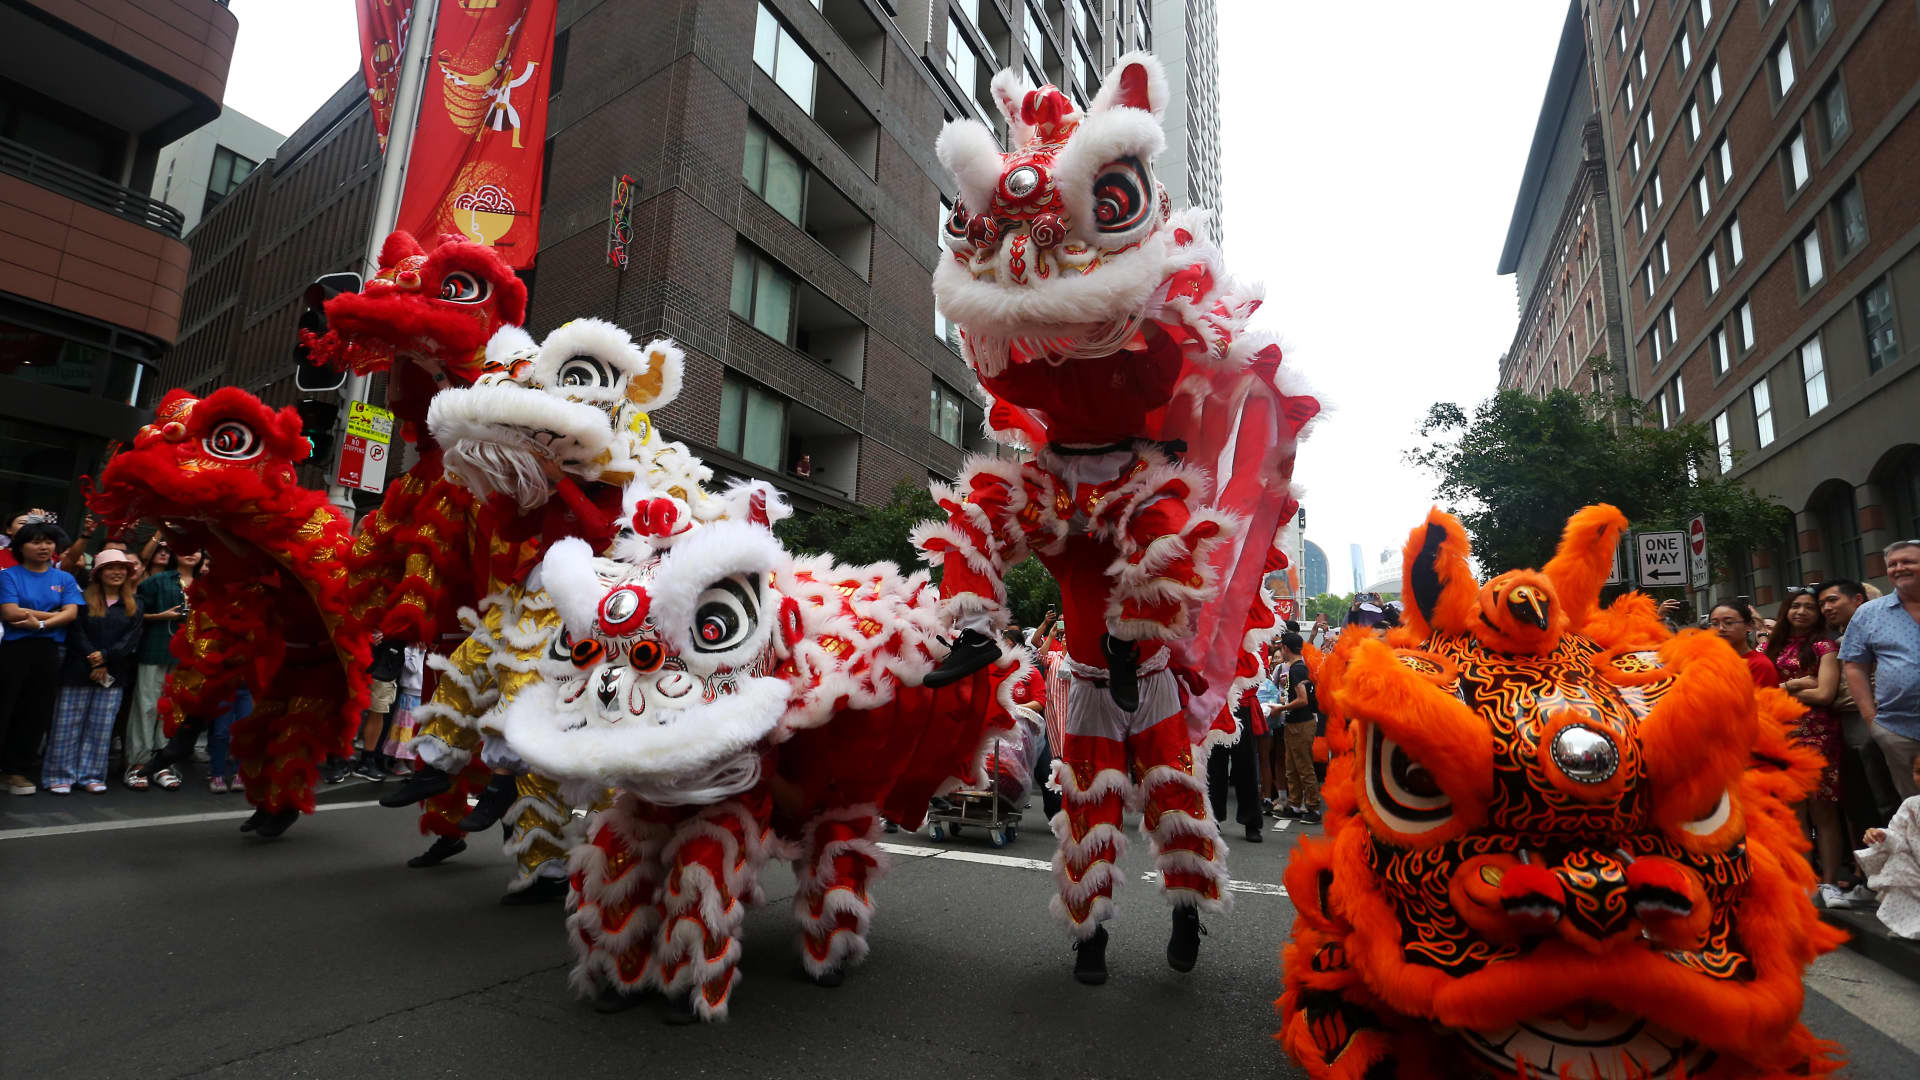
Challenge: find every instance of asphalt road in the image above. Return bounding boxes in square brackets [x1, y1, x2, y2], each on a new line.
[3, 784, 1917, 1080]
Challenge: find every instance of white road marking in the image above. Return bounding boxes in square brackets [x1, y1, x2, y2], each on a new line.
[0, 800, 384, 841]
[876, 840, 1288, 896]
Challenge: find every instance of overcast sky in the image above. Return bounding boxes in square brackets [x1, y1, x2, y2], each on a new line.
[222, 1, 1567, 596]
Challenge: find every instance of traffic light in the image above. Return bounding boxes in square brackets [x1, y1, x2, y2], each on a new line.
[296, 398, 340, 464]
[293, 271, 362, 393]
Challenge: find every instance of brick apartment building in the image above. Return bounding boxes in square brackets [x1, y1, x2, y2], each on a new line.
[0, 0, 235, 525]
[1498, 4, 1632, 400]
[1501, 0, 1919, 599]
[164, 0, 1213, 513]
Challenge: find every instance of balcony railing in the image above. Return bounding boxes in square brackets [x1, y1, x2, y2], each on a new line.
[0, 136, 186, 238]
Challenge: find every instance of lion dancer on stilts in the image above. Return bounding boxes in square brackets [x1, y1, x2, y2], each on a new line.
[913, 54, 1319, 984]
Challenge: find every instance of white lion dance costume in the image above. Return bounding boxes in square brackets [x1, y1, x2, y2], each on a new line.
[913, 53, 1319, 982]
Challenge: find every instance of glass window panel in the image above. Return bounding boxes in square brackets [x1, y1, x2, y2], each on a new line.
[1863, 278, 1898, 373]
[742, 385, 784, 469]
[1788, 132, 1809, 188]
[1695, 172, 1710, 215]
[1739, 301, 1755, 351]
[1729, 218, 1744, 263]
[1709, 61, 1722, 103]
[1775, 43, 1795, 95]
[775, 32, 815, 112]
[752, 259, 794, 341]
[764, 138, 804, 226]
[1673, 374, 1686, 414]
[1712, 329, 1728, 374]
[729, 247, 754, 319]
[1714, 412, 1732, 471]
[1802, 231, 1824, 286]
[940, 395, 962, 444]
[1823, 83, 1850, 144]
[1802, 338, 1828, 413]
[754, 5, 779, 72]
[1706, 251, 1720, 293]
[1811, 0, 1833, 39]
[1754, 380, 1774, 446]
[742, 123, 766, 191]
[1717, 138, 1733, 184]
[1837, 184, 1867, 254]
[719, 376, 745, 452]
[1687, 102, 1701, 141]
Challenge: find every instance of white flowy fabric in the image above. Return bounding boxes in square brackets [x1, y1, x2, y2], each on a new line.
[1856, 794, 1920, 939]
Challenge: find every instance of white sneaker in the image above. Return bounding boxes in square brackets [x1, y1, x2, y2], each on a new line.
[1841, 884, 1877, 907]
[1817, 883, 1850, 909]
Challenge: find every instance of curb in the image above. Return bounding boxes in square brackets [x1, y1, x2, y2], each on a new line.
[1821, 906, 1920, 984]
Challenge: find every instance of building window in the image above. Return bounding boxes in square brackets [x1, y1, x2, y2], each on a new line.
[1715, 137, 1733, 186]
[1694, 171, 1711, 217]
[1686, 101, 1702, 143]
[1713, 411, 1733, 472]
[1023, 2, 1045, 61]
[1658, 234, 1670, 276]
[1672, 373, 1687, 415]
[1753, 378, 1775, 447]
[1644, 262, 1655, 300]
[1727, 216, 1744, 264]
[1771, 38, 1795, 98]
[1626, 80, 1636, 114]
[742, 118, 804, 226]
[1642, 110, 1655, 147]
[1704, 249, 1721, 296]
[1678, 30, 1692, 71]
[947, 15, 981, 100]
[1652, 172, 1664, 208]
[1785, 128, 1810, 190]
[1799, 228, 1825, 288]
[718, 372, 787, 470]
[1630, 140, 1642, 173]
[730, 244, 797, 342]
[754, 3, 816, 112]
[1664, 304, 1677, 345]
[1712, 327, 1730, 375]
[1800, 336, 1828, 414]
[1862, 277, 1899, 373]
[1652, 328, 1665, 366]
[1635, 46, 1647, 81]
[1707, 59, 1723, 106]
[1738, 298, 1756, 352]
[204, 146, 257, 215]
[1634, 198, 1648, 235]
[1806, 0, 1835, 44]
[1820, 79, 1851, 147]
[1585, 296, 1596, 338]
[1657, 389, 1671, 428]
[930, 380, 967, 445]
[1833, 180, 1867, 256]
[1617, 20, 1627, 54]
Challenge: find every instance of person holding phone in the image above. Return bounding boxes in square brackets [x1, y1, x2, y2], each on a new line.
[41, 550, 143, 794]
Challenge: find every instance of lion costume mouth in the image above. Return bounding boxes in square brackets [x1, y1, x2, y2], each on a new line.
[1457, 1004, 1715, 1080]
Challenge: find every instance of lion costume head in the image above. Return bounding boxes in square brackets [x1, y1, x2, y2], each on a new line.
[1278, 504, 1844, 1080]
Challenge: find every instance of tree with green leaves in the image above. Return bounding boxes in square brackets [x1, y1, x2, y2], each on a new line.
[774, 479, 1062, 631]
[1405, 389, 1788, 584]
[1303, 592, 1354, 624]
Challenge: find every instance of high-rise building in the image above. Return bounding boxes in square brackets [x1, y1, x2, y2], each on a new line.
[0, 0, 235, 523]
[1302, 538, 1329, 598]
[1497, 2, 1629, 399]
[1589, 0, 1918, 598]
[1349, 542, 1365, 593]
[1148, 0, 1222, 244]
[166, 0, 1221, 517]
[151, 106, 284, 235]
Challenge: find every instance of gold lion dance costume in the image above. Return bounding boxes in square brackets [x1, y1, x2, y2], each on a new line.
[1278, 504, 1846, 1080]
[912, 52, 1319, 982]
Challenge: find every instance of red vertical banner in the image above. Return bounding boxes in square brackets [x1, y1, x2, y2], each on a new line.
[354, 0, 412, 152]
[396, 0, 558, 269]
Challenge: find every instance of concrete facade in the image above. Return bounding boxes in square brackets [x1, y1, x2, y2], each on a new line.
[151, 107, 285, 235]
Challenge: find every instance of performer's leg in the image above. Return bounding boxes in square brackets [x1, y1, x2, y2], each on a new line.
[1130, 712, 1228, 913]
[500, 770, 573, 902]
[569, 794, 673, 1006]
[916, 459, 1059, 685]
[1050, 731, 1130, 939]
[791, 805, 885, 986]
[653, 797, 772, 1022]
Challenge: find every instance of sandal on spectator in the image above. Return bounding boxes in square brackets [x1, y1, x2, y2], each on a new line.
[124, 770, 148, 791]
[154, 767, 183, 791]
[47, 783, 72, 795]
[82, 781, 108, 794]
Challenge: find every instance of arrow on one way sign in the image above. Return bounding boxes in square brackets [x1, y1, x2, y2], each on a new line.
[1636, 530, 1688, 587]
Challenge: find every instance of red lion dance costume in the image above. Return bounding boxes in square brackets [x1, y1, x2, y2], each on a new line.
[1279, 504, 1845, 1080]
[90, 390, 372, 837]
[913, 53, 1318, 983]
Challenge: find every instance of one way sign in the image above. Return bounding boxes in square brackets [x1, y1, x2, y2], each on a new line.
[1636, 530, 1689, 588]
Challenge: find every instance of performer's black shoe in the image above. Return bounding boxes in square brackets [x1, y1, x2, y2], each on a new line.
[379, 764, 452, 807]
[407, 834, 467, 868]
[593, 986, 646, 1013]
[1243, 823, 1264, 843]
[458, 773, 518, 832]
[244, 807, 301, 839]
[1167, 905, 1203, 973]
[922, 628, 1001, 688]
[1072, 925, 1109, 986]
[663, 993, 700, 1025]
[151, 722, 204, 770]
[808, 966, 845, 988]
[1102, 634, 1140, 712]
[500, 874, 569, 906]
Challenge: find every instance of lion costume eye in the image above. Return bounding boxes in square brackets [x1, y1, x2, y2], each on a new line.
[438, 270, 490, 304]
[203, 421, 261, 461]
[692, 577, 758, 654]
[942, 201, 973, 254]
[1091, 156, 1152, 237]
[1366, 726, 1454, 834]
[557, 354, 612, 388]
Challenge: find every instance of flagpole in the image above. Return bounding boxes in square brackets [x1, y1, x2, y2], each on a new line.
[329, 0, 441, 513]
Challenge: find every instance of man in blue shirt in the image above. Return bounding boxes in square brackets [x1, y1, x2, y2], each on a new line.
[1842, 540, 1920, 801]
[0, 519, 83, 795]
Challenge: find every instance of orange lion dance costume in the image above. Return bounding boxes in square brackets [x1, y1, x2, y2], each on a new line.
[1278, 504, 1845, 1080]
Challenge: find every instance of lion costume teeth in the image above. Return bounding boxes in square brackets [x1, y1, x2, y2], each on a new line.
[1277, 504, 1846, 1080]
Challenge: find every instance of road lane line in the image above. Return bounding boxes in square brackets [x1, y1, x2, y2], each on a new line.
[875, 841, 942, 858]
[1142, 870, 1288, 897]
[932, 849, 1055, 872]
[0, 800, 384, 841]
[877, 839, 1288, 896]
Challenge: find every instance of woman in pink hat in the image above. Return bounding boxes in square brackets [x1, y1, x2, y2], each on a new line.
[41, 548, 144, 794]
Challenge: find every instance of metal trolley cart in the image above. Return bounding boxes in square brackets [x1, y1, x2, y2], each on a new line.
[924, 713, 1042, 849]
